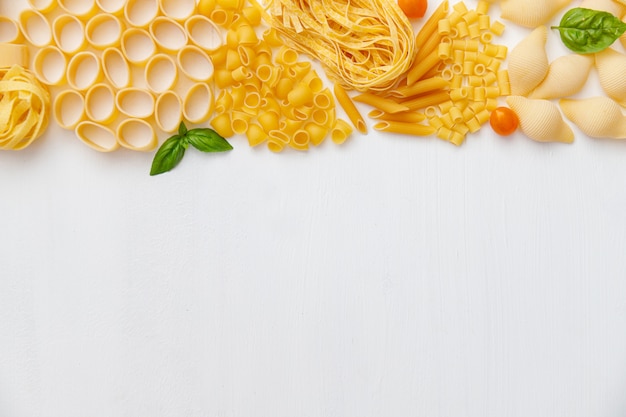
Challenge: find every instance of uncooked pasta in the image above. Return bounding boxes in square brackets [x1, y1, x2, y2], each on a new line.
[265, 0, 416, 92]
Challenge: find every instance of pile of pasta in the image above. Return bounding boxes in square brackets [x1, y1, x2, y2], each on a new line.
[264, 0, 416, 93]
[0, 64, 51, 150]
[503, 0, 626, 142]
[205, 1, 354, 151]
[13, 0, 355, 153]
[346, 0, 512, 145]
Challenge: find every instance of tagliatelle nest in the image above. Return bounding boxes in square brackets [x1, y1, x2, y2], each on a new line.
[0, 65, 50, 150]
[265, 0, 416, 92]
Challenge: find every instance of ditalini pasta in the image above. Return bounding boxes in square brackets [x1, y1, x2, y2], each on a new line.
[507, 26, 549, 97]
[506, 96, 574, 144]
[500, 0, 573, 28]
[529, 54, 594, 100]
[265, 0, 415, 92]
[595, 47, 626, 106]
[560, 97, 626, 139]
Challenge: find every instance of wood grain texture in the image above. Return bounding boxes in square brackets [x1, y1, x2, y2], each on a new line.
[2, 1, 626, 416]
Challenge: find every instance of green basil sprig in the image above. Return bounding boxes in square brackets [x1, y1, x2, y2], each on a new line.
[551, 7, 626, 54]
[150, 122, 233, 176]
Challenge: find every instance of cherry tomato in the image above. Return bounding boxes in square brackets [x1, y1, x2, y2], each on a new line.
[398, 0, 428, 18]
[489, 106, 519, 136]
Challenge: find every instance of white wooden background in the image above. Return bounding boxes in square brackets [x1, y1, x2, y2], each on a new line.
[2, 0, 626, 416]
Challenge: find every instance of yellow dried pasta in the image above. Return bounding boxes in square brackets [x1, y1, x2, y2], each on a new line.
[0, 66, 50, 150]
[347, 0, 510, 145]
[266, 0, 415, 92]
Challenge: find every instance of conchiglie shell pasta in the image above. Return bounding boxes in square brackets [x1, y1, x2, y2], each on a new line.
[560, 97, 626, 139]
[580, 0, 624, 16]
[529, 54, 594, 100]
[508, 26, 549, 96]
[595, 48, 626, 106]
[621, 14, 626, 51]
[506, 96, 574, 143]
[501, 0, 573, 28]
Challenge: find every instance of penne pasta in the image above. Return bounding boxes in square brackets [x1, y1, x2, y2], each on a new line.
[373, 121, 437, 136]
[352, 93, 410, 114]
[368, 110, 426, 123]
[334, 83, 367, 134]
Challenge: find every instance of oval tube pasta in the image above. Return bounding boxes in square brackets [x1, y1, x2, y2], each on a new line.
[529, 54, 594, 100]
[116, 118, 158, 151]
[500, 0, 573, 28]
[560, 97, 626, 139]
[74, 121, 119, 152]
[18, 9, 52, 48]
[52, 14, 85, 54]
[506, 96, 574, 144]
[155, 91, 182, 133]
[54, 89, 86, 130]
[507, 26, 549, 96]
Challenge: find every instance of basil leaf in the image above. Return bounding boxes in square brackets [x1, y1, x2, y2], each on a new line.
[178, 121, 187, 136]
[552, 7, 626, 54]
[186, 128, 233, 153]
[150, 135, 186, 176]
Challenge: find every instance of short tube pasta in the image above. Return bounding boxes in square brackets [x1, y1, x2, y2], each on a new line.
[334, 84, 367, 134]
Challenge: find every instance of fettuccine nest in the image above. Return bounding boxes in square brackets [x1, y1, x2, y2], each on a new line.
[266, 0, 416, 92]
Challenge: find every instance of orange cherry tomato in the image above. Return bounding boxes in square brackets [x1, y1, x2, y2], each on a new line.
[489, 106, 519, 136]
[398, 0, 427, 18]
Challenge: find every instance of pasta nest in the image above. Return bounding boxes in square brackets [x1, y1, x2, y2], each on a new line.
[265, 0, 416, 92]
[0, 65, 50, 150]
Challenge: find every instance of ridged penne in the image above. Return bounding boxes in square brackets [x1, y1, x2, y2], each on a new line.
[595, 47, 626, 106]
[500, 0, 573, 28]
[529, 54, 594, 99]
[560, 97, 626, 139]
[506, 96, 574, 143]
[508, 26, 549, 96]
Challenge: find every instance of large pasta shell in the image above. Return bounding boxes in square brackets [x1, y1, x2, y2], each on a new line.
[508, 26, 549, 96]
[529, 54, 594, 99]
[621, 14, 626, 51]
[595, 47, 626, 106]
[501, 0, 573, 28]
[560, 97, 626, 139]
[506, 96, 574, 143]
[580, 0, 624, 16]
